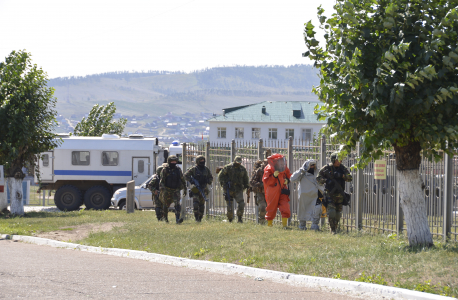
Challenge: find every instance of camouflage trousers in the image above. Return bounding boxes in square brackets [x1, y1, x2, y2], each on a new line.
[192, 193, 207, 220]
[226, 190, 244, 220]
[326, 194, 343, 232]
[255, 192, 266, 223]
[159, 187, 182, 221]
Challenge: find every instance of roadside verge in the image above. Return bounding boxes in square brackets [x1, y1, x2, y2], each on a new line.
[1, 233, 453, 300]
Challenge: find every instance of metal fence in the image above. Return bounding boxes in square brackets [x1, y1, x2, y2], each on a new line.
[182, 137, 458, 241]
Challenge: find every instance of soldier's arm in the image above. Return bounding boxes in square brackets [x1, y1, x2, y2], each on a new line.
[180, 172, 186, 190]
[183, 167, 193, 182]
[206, 167, 213, 185]
[316, 167, 329, 185]
[159, 169, 166, 188]
[218, 168, 227, 186]
[341, 165, 353, 182]
[243, 167, 250, 190]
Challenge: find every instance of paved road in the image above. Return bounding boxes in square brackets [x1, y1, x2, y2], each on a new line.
[0, 239, 362, 300]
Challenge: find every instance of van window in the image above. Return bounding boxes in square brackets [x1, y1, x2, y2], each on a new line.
[72, 151, 90, 165]
[138, 160, 145, 173]
[42, 154, 49, 167]
[102, 151, 118, 166]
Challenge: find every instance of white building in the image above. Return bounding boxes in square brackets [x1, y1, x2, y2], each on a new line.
[208, 101, 326, 143]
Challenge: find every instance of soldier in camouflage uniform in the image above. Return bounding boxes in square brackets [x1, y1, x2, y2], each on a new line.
[184, 155, 213, 222]
[159, 155, 187, 224]
[147, 163, 168, 221]
[218, 156, 250, 223]
[316, 152, 353, 234]
[249, 149, 271, 224]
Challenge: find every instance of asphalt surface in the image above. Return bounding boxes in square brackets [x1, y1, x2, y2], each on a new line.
[0, 239, 363, 300]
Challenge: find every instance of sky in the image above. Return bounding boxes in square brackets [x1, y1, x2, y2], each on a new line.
[0, 0, 336, 79]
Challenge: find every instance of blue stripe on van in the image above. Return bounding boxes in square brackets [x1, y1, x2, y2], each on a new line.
[54, 170, 132, 176]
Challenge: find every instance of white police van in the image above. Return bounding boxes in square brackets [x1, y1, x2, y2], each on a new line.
[35, 134, 168, 211]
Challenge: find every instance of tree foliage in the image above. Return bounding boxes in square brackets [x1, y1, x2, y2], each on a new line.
[74, 102, 127, 136]
[303, 0, 458, 167]
[0, 50, 60, 178]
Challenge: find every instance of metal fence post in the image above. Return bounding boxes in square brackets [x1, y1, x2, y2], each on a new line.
[443, 151, 453, 241]
[287, 136, 293, 226]
[182, 143, 188, 220]
[205, 141, 210, 217]
[230, 139, 236, 162]
[355, 142, 363, 230]
[42, 190, 46, 207]
[126, 180, 135, 213]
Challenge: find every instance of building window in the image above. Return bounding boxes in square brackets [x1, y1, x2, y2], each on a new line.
[269, 128, 277, 140]
[102, 151, 119, 166]
[285, 129, 294, 139]
[302, 129, 312, 141]
[217, 127, 226, 139]
[235, 127, 244, 139]
[252, 128, 260, 139]
[72, 151, 90, 165]
[42, 154, 49, 167]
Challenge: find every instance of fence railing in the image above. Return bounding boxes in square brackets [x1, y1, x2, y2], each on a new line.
[182, 137, 458, 242]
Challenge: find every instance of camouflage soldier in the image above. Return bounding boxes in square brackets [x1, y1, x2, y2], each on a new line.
[316, 152, 353, 234]
[159, 155, 187, 224]
[218, 156, 250, 223]
[147, 163, 168, 221]
[250, 159, 268, 224]
[184, 155, 213, 222]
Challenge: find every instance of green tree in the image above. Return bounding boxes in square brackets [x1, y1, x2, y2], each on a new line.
[303, 0, 458, 246]
[0, 50, 60, 215]
[74, 102, 127, 136]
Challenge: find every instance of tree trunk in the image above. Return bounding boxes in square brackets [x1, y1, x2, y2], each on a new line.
[8, 177, 24, 216]
[394, 141, 433, 247]
[398, 169, 433, 247]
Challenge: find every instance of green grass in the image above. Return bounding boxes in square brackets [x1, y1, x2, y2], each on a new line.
[0, 209, 457, 298]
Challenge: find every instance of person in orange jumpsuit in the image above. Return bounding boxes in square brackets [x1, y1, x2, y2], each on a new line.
[262, 153, 291, 228]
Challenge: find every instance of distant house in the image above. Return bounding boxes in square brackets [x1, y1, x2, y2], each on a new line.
[208, 101, 325, 143]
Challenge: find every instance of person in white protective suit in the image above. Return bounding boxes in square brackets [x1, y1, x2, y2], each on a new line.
[290, 159, 324, 230]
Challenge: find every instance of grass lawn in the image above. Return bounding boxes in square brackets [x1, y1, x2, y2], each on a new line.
[0, 209, 456, 298]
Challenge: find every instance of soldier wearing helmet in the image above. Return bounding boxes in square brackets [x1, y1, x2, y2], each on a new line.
[316, 152, 353, 234]
[249, 149, 271, 224]
[218, 156, 250, 223]
[147, 163, 168, 221]
[159, 155, 186, 223]
[184, 155, 213, 222]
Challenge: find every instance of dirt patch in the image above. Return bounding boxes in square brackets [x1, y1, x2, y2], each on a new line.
[35, 222, 124, 242]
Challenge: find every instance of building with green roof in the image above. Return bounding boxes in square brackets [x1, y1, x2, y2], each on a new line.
[208, 101, 326, 143]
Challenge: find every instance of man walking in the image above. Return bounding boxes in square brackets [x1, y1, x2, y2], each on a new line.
[316, 152, 352, 234]
[184, 155, 213, 222]
[218, 156, 250, 223]
[147, 163, 168, 221]
[159, 155, 186, 224]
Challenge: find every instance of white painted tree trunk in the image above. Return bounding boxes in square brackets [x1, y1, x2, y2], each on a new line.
[398, 169, 433, 246]
[8, 177, 24, 215]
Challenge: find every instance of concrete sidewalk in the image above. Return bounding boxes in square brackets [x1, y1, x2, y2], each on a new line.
[1, 239, 360, 300]
[0, 234, 453, 300]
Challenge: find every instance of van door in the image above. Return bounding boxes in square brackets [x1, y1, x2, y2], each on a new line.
[38, 152, 53, 181]
[132, 157, 150, 185]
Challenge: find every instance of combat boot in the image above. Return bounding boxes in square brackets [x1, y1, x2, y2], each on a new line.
[195, 213, 201, 222]
[176, 215, 183, 224]
[237, 216, 243, 223]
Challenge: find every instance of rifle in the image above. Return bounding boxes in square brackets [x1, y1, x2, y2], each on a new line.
[190, 175, 209, 202]
[246, 187, 251, 204]
[326, 170, 351, 206]
[225, 181, 232, 203]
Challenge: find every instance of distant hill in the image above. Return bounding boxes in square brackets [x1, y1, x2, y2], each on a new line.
[49, 65, 320, 119]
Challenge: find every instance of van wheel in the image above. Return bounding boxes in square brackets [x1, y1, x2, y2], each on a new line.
[84, 186, 111, 210]
[54, 185, 83, 211]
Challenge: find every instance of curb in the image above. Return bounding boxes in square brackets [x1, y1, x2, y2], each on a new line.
[1, 234, 453, 300]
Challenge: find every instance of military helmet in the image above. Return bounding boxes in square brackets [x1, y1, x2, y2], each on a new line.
[254, 160, 262, 169]
[264, 148, 272, 159]
[234, 156, 242, 163]
[167, 155, 178, 164]
[330, 152, 339, 163]
[195, 155, 205, 165]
